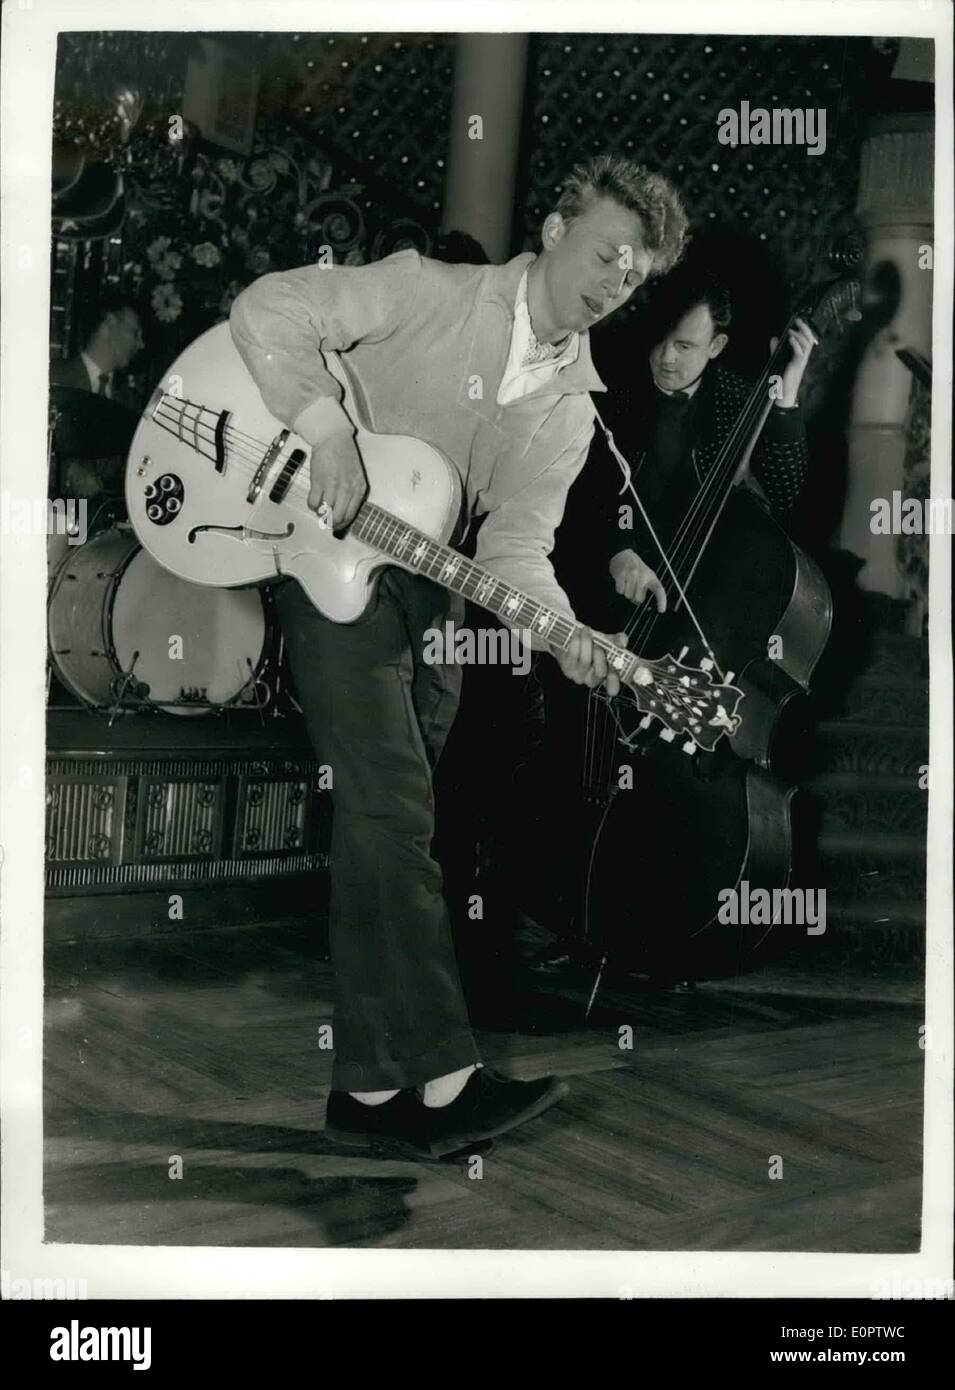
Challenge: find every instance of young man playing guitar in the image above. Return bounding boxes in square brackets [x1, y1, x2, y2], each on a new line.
[229, 155, 689, 1158]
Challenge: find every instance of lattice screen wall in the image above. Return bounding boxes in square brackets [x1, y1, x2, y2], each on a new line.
[54, 29, 878, 323]
[522, 34, 873, 292]
[271, 32, 455, 219]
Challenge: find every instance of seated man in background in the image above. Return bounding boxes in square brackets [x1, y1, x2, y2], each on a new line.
[49, 292, 145, 504]
[51, 292, 144, 403]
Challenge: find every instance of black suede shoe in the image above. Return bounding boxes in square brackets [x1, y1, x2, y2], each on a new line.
[425, 1067, 568, 1157]
[324, 1089, 429, 1158]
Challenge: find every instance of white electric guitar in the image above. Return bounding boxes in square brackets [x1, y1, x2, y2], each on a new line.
[125, 323, 743, 753]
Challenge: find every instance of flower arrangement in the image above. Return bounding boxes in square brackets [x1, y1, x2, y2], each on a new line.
[118, 118, 367, 369]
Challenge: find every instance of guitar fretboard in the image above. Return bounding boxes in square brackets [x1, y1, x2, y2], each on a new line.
[352, 502, 645, 683]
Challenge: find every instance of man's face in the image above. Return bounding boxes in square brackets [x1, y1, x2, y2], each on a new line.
[108, 309, 144, 370]
[649, 302, 727, 392]
[540, 195, 656, 334]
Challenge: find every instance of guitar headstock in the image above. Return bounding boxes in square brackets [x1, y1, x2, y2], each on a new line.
[624, 651, 744, 753]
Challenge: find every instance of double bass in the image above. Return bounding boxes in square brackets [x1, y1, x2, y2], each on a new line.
[538, 290, 838, 995]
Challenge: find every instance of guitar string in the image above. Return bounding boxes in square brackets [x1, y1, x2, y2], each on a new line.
[343, 501, 713, 735]
[153, 400, 279, 455]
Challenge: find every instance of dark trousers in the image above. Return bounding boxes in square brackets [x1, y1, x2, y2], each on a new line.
[276, 569, 480, 1092]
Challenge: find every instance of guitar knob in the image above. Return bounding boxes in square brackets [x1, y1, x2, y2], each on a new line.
[699, 657, 714, 672]
[682, 740, 697, 755]
[638, 714, 652, 730]
[658, 727, 675, 743]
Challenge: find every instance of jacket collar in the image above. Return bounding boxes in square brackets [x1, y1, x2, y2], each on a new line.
[479, 252, 606, 397]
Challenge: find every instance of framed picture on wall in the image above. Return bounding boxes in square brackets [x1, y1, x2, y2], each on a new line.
[182, 37, 260, 155]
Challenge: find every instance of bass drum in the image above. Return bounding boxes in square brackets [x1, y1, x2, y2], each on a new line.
[48, 526, 268, 716]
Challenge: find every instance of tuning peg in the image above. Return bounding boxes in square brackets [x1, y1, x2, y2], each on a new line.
[699, 657, 714, 672]
[678, 646, 689, 661]
[658, 727, 675, 742]
[725, 671, 736, 684]
[682, 740, 697, 755]
[638, 714, 652, 730]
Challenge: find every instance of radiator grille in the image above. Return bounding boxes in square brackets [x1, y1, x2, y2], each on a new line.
[45, 752, 329, 893]
[46, 852, 328, 894]
[235, 778, 311, 855]
[46, 778, 124, 864]
[140, 779, 224, 860]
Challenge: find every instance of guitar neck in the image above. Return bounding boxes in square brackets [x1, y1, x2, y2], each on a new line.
[351, 501, 644, 679]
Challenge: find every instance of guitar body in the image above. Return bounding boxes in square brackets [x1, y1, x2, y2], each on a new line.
[125, 323, 462, 623]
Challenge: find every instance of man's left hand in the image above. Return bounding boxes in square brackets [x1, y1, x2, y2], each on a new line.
[773, 316, 818, 408]
[558, 627, 633, 696]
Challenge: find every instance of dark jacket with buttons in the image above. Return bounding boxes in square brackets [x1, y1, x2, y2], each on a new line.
[550, 359, 808, 626]
[600, 361, 808, 566]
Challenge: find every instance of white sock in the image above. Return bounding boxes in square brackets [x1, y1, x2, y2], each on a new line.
[349, 1089, 399, 1106]
[422, 1063, 480, 1108]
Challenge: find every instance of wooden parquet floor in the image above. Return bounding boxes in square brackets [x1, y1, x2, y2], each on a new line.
[43, 921, 923, 1252]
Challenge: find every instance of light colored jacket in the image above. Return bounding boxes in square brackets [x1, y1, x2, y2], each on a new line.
[229, 249, 606, 619]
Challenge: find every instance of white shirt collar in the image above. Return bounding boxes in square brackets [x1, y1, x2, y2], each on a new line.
[80, 349, 111, 396]
[515, 270, 577, 364]
[497, 270, 579, 405]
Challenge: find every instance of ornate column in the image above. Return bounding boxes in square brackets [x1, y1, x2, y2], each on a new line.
[441, 34, 529, 262]
[841, 111, 934, 597]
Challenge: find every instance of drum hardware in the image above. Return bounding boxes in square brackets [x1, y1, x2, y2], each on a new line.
[236, 658, 273, 713]
[106, 652, 147, 727]
[47, 404, 62, 495]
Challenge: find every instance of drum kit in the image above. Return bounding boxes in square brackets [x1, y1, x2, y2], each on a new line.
[47, 385, 279, 720]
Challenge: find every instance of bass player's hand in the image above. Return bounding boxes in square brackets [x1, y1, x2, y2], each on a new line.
[307, 432, 367, 529]
[771, 316, 818, 408]
[609, 548, 667, 612]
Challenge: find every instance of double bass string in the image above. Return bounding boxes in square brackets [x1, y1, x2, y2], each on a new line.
[587, 315, 797, 792]
[624, 318, 794, 649]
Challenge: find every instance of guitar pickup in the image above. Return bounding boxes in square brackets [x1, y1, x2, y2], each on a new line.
[268, 447, 307, 503]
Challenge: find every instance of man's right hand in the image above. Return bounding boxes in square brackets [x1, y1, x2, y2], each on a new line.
[307, 432, 367, 529]
[609, 548, 667, 612]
